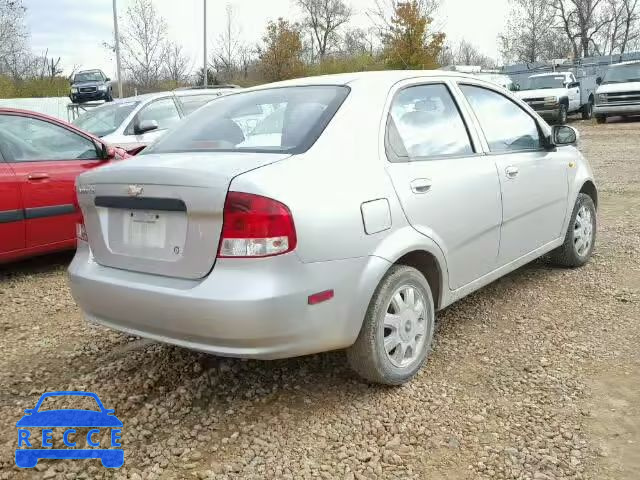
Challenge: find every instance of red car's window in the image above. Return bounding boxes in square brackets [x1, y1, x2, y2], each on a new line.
[0, 114, 99, 162]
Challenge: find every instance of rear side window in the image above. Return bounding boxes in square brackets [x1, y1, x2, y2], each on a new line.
[178, 93, 222, 115]
[460, 84, 540, 152]
[144, 86, 350, 155]
[387, 83, 473, 160]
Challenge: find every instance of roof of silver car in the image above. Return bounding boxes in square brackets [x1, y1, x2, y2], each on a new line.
[242, 70, 493, 92]
[111, 88, 237, 105]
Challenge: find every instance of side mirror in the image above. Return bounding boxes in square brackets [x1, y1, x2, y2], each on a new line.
[24, 409, 34, 414]
[96, 141, 116, 161]
[552, 125, 578, 146]
[569, 81, 580, 88]
[135, 119, 159, 135]
[596, 76, 602, 85]
[105, 77, 111, 82]
[512, 83, 520, 91]
[104, 409, 115, 415]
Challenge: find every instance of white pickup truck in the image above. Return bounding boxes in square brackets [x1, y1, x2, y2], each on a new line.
[515, 72, 594, 124]
[594, 60, 640, 123]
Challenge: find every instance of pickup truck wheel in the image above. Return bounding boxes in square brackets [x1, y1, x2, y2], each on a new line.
[581, 100, 593, 120]
[595, 115, 607, 124]
[347, 265, 435, 385]
[557, 104, 568, 124]
[550, 193, 596, 268]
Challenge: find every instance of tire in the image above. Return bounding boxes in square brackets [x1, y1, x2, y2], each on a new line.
[105, 91, 114, 102]
[581, 100, 593, 120]
[595, 115, 607, 124]
[557, 104, 568, 124]
[550, 193, 596, 268]
[346, 265, 435, 385]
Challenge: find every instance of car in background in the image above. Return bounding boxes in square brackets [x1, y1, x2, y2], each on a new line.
[475, 72, 514, 91]
[594, 60, 640, 123]
[515, 72, 592, 123]
[70, 69, 113, 104]
[70, 71, 597, 385]
[0, 108, 129, 264]
[72, 88, 239, 154]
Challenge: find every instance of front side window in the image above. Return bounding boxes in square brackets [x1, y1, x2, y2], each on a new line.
[388, 83, 473, 159]
[144, 86, 349, 155]
[460, 84, 540, 153]
[131, 98, 181, 133]
[0, 115, 98, 162]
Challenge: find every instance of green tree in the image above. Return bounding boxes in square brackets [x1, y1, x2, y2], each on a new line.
[258, 18, 304, 82]
[382, 0, 444, 69]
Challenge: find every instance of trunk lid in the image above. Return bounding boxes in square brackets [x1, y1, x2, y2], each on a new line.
[76, 152, 290, 279]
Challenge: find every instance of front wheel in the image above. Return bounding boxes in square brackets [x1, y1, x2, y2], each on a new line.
[550, 193, 596, 268]
[581, 100, 593, 120]
[347, 265, 435, 385]
[557, 104, 568, 124]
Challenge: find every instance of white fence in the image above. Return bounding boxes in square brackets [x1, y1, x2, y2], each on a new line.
[0, 97, 71, 121]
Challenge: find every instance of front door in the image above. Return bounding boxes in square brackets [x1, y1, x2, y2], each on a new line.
[0, 113, 104, 248]
[123, 97, 181, 149]
[0, 159, 25, 256]
[568, 75, 581, 111]
[457, 83, 569, 265]
[384, 82, 503, 290]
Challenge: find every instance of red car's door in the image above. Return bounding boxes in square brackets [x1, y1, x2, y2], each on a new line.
[0, 158, 25, 256]
[0, 113, 105, 249]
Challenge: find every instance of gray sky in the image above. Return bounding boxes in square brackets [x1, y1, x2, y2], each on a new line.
[23, 0, 508, 76]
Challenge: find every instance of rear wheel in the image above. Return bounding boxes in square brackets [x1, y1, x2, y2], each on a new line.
[595, 115, 607, 124]
[347, 265, 435, 385]
[550, 193, 596, 268]
[581, 99, 593, 120]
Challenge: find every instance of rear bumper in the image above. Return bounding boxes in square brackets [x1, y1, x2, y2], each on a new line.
[593, 103, 640, 116]
[69, 245, 389, 359]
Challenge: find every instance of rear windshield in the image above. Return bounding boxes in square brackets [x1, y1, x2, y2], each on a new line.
[602, 63, 640, 84]
[73, 101, 139, 137]
[144, 85, 350, 155]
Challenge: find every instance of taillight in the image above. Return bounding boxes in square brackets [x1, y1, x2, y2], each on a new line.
[217, 192, 297, 258]
[76, 222, 88, 242]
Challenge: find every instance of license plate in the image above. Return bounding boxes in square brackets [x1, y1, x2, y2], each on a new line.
[123, 211, 167, 248]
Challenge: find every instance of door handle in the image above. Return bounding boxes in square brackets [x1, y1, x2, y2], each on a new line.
[27, 172, 50, 181]
[410, 178, 432, 194]
[505, 166, 519, 178]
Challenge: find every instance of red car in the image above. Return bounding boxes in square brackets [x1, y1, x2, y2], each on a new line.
[0, 108, 129, 263]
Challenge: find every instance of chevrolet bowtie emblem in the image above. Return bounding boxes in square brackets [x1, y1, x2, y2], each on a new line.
[127, 185, 144, 197]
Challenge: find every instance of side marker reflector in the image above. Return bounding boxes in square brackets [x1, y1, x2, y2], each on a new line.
[308, 290, 334, 305]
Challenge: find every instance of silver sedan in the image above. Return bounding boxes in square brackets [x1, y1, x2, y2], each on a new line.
[69, 71, 597, 385]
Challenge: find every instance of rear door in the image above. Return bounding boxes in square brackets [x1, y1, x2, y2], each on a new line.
[384, 80, 503, 290]
[456, 83, 568, 265]
[0, 153, 25, 256]
[0, 113, 104, 248]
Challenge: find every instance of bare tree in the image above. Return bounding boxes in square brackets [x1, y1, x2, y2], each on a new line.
[0, 0, 30, 77]
[452, 40, 495, 67]
[552, 0, 613, 57]
[164, 41, 190, 83]
[340, 27, 376, 56]
[120, 0, 168, 89]
[212, 4, 243, 81]
[500, 0, 571, 63]
[297, 0, 352, 60]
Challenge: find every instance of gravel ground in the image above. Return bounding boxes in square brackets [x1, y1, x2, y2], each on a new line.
[0, 119, 638, 480]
